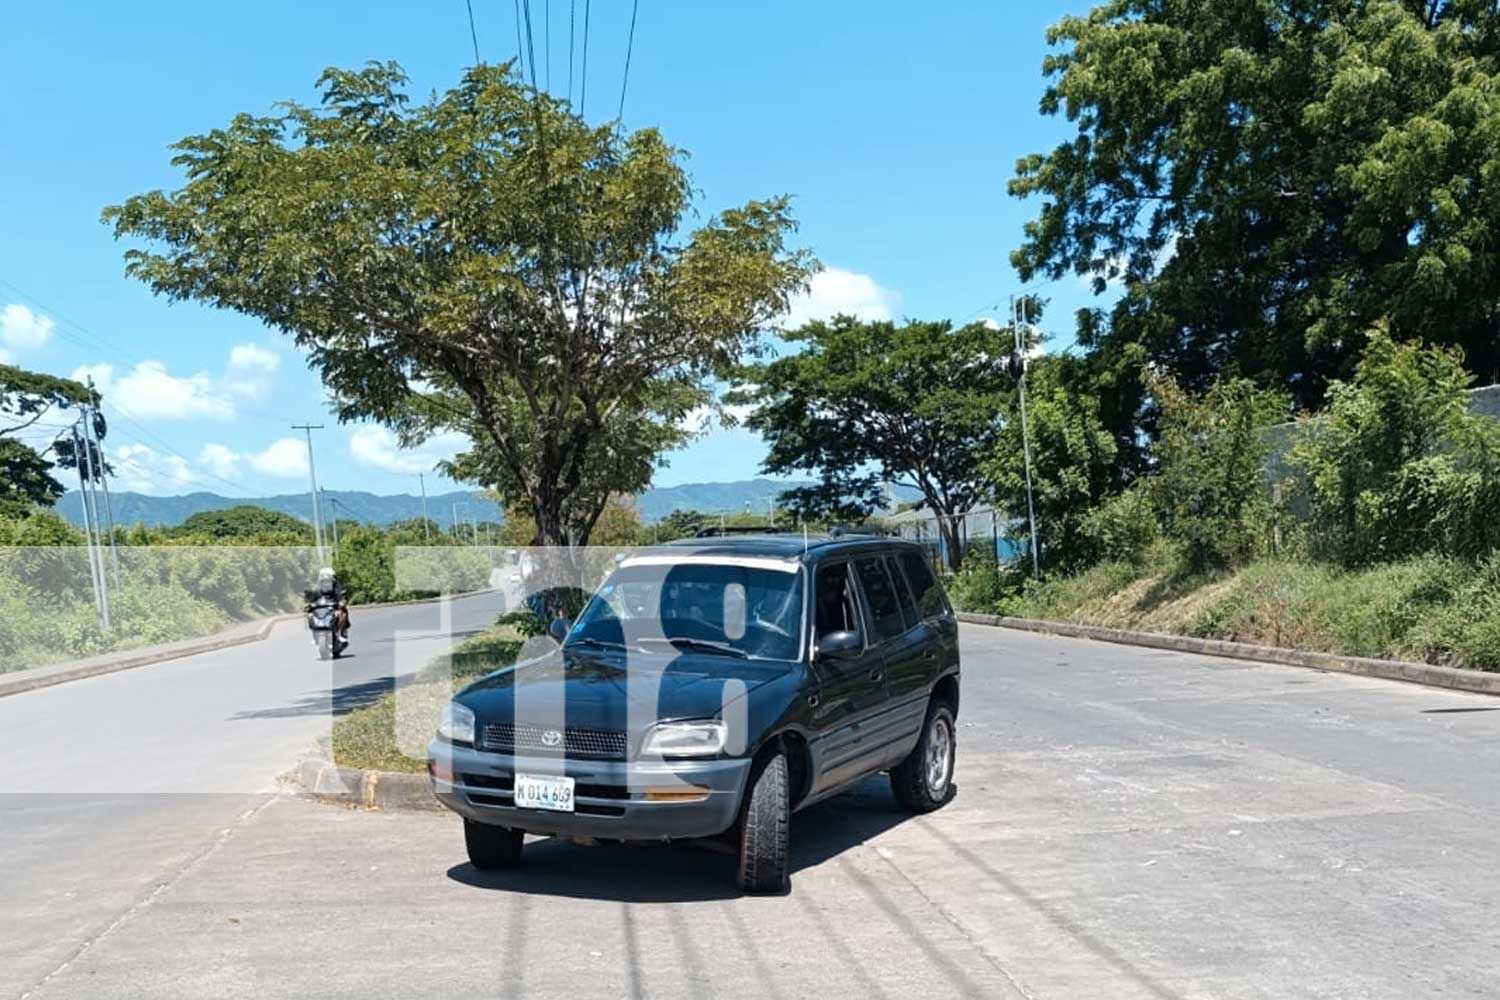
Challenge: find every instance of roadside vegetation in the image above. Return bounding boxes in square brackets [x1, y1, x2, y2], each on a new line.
[948, 335, 1500, 672]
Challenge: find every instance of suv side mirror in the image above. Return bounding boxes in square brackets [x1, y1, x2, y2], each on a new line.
[815, 630, 863, 659]
[547, 617, 570, 644]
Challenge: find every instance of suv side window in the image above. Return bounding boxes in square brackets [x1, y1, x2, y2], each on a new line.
[814, 561, 860, 640]
[896, 549, 948, 620]
[853, 556, 906, 642]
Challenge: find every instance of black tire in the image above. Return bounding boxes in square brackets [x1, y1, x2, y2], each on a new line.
[891, 700, 956, 813]
[464, 820, 524, 870]
[736, 748, 790, 893]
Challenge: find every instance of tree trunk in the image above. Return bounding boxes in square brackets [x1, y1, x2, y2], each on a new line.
[937, 514, 964, 573]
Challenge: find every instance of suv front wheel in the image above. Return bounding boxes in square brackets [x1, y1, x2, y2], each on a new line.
[736, 748, 790, 893]
[891, 700, 955, 812]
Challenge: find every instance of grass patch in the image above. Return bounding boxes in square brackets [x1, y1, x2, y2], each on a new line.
[985, 548, 1500, 673]
[329, 623, 525, 773]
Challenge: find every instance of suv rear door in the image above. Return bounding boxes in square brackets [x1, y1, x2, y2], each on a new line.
[851, 552, 932, 768]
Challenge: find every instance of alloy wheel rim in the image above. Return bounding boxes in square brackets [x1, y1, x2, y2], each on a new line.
[926, 715, 952, 793]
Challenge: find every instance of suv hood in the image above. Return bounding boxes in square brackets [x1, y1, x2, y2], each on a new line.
[456, 646, 794, 732]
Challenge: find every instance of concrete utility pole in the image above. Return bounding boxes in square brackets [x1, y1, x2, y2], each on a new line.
[73, 426, 109, 630]
[418, 473, 431, 543]
[325, 493, 340, 557]
[1012, 295, 1041, 578]
[83, 379, 120, 591]
[292, 424, 326, 562]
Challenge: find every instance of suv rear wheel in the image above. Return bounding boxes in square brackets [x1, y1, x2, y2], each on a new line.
[464, 820, 524, 870]
[736, 748, 790, 893]
[891, 700, 955, 812]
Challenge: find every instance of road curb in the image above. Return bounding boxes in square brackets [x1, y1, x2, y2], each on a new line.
[289, 758, 441, 812]
[0, 588, 500, 701]
[956, 612, 1500, 696]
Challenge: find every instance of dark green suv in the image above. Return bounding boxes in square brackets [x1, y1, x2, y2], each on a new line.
[429, 534, 960, 892]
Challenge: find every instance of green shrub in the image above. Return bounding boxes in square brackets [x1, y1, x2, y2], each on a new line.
[1149, 373, 1287, 572]
[1080, 484, 1158, 565]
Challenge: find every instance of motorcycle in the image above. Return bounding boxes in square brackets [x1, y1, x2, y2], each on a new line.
[307, 594, 347, 660]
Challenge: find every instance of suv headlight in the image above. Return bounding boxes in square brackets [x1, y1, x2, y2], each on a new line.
[639, 720, 727, 757]
[437, 701, 476, 745]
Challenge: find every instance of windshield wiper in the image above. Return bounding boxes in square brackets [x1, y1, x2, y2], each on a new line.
[640, 636, 749, 659]
[566, 636, 628, 653]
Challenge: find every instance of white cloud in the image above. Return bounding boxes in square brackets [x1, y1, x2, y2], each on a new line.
[72, 361, 234, 420]
[349, 425, 469, 475]
[1, 304, 55, 353]
[71, 342, 284, 420]
[248, 437, 309, 478]
[781, 267, 901, 329]
[110, 443, 196, 494]
[0, 347, 13, 365]
[198, 443, 241, 479]
[224, 343, 281, 400]
[228, 343, 280, 374]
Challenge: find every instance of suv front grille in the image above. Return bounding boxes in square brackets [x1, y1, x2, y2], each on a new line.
[478, 722, 627, 760]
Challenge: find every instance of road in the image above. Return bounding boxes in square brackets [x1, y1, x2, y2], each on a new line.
[0, 592, 508, 999]
[4, 618, 1500, 998]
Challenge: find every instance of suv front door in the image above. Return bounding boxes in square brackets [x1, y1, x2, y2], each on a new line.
[806, 558, 891, 796]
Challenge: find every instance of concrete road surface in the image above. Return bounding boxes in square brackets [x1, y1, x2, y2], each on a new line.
[0, 591, 507, 1000]
[5, 620, 1500, 998]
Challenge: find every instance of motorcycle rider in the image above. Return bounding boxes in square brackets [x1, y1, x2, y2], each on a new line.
[306, 567, 351, 641]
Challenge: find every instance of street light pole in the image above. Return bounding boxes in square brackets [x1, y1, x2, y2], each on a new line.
[326, 493, 341, 557]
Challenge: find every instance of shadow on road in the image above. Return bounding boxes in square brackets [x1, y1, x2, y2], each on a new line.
[445, 776, 938, 902]
[229, 676, 402, 720]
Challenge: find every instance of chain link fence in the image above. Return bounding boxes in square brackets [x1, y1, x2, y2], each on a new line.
[884, 506, 1024, 570]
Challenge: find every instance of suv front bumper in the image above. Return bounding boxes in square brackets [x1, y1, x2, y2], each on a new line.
[428, 740, 752, 840]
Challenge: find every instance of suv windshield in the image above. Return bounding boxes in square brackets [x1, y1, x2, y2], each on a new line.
[567, 560, 805, 661]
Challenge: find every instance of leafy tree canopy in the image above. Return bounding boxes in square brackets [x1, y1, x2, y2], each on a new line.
[1013, 0, 1500, 443]
[0, 364, 95, 517]
[175, 505, 310, 540]
[733, 315, 1014, 568]
[982, 354, 1119, 573]
[105, 62, 812, 548]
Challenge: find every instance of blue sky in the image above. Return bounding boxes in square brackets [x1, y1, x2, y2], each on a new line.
[0, 0, 1100, 498]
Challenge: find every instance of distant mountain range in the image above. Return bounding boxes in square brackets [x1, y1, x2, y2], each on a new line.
[53, 478, 898, 529]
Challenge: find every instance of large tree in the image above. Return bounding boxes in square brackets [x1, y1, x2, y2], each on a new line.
[733, 316, 1013, 569]
[0, 365, 93, 519]
[1013, 0, 1500, 456]
[105, 62, 812, 548]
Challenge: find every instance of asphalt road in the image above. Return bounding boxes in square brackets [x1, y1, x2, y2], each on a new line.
[5, 619, 1500, 998]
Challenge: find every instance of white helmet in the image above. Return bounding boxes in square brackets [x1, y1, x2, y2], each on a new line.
[317, 567, 336, 593]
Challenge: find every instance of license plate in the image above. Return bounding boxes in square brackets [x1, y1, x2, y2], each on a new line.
[513, 773, 575, 812]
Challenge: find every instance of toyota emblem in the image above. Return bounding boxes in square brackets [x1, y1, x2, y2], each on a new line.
[540, 729, 563, 748]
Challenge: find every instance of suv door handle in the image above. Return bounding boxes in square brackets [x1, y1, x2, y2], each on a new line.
[922, 649, 936, 660]
[869, 670, 884, 682]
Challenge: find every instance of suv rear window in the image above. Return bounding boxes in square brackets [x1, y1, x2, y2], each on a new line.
[896, 549, 947, 619]
[854, 556, 906, 641]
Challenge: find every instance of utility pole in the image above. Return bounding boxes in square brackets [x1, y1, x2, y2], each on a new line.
[418, 473, 431, 543]
[325, 492, 341, 557]
[73, 425, 110, 629]
[83, 379, 120, 591]
[292, 424, 325, 561]
[1012, 295, 1041, 577]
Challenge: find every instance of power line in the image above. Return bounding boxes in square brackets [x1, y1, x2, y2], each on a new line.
[465, 0, 481, 63]
[618, 0, 639, 121]
[580, 0, 591, 114]
[514, 0, 527, 79]
[522, 0, 539, 91]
